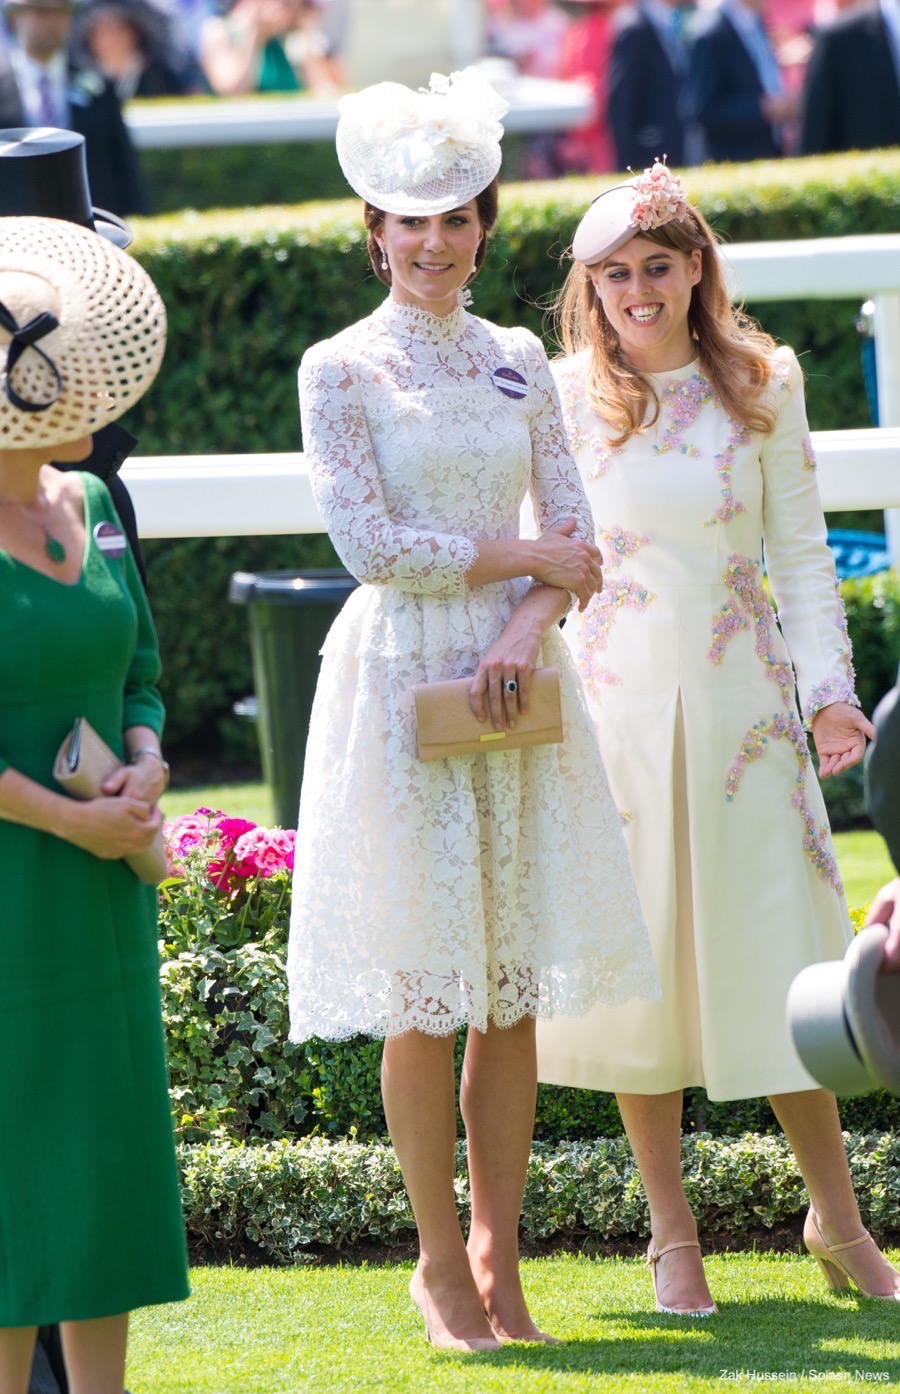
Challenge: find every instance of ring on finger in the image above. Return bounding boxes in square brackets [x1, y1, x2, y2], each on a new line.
[505, 679, 518, 694]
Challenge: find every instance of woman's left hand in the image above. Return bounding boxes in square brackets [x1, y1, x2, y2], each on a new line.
[469, 593, 564, 729]
[102, 754, 168, 805]
[811, 701, 876, 776]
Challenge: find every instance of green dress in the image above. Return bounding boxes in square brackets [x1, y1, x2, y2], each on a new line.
[0, 472, 189, 1326]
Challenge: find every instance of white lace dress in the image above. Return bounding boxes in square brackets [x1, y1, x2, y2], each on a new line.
[287, 297, 659, 1041]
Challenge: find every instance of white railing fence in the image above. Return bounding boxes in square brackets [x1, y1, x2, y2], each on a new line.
[123, 233, 900, 561]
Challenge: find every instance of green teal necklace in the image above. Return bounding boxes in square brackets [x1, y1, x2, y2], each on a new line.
[0, 494, 66, 564]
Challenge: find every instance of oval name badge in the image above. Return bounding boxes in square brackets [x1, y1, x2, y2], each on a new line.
[93, 520, 127, 559]
[491, 365, 528, 400]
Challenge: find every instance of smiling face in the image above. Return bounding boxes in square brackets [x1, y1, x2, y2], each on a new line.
[376, 203, 484, 317]
[588, 234, 702, 373]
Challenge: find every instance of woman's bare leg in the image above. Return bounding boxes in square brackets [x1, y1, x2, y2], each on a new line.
[60, 1314, 128, 1394]
[382, 1030, 499, 1349]
[462, 1016, 554, 1340]
[0, 1329, 36, 1394]
[616, 1090, 715, 1311]
[770, 1088, 900, 1296]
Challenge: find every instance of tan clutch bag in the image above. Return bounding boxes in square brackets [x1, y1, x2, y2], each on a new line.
[412, 666, 563, 762]
[53, 717, 167, 884]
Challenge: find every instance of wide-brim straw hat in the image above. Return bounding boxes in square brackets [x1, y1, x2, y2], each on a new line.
[0, 129, 132, 248]
[0, 216, 165, 449]
[787, 927, 900, 1097]
[335, 67, 509, 216]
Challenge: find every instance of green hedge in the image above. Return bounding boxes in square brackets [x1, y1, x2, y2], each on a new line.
[127, 150, 900, 768]
[159, 848, 900, 1147]
[178, 1133, 900, 1261]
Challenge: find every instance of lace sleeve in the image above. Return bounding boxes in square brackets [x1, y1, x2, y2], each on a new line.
[299, 343, 478, 595]
[523, 335, 596, 545]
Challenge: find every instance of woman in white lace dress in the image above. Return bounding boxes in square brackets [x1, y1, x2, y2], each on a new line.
[287, 70, 658, 1350]
[538, 165, 900, 1313]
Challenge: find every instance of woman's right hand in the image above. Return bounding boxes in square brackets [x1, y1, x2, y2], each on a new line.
[61, 795, 163, 862]
[531, 519, 603, 611]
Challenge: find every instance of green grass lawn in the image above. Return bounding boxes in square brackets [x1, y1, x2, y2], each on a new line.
[161, 781, 895, 912]
[130, 1255, 900, 1393]
[148, 785, 899, 1390]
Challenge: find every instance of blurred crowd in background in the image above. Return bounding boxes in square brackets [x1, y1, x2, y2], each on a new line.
[1, 0, 898, 216]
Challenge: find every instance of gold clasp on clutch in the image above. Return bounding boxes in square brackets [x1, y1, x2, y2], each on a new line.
[479, 731, 507, 742]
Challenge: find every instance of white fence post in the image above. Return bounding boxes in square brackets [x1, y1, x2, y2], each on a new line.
[874, 292, 900, 567]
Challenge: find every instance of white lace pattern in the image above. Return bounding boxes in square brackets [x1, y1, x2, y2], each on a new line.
[288, 299, 658, 1041]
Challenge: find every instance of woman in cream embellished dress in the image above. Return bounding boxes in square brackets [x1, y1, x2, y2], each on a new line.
[538, 164, 900, 1313]
[287, 70, 657, 1350]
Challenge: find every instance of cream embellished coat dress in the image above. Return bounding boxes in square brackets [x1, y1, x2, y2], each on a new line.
[287, 298, 658, 1042]
[538, 346, 856, 1100]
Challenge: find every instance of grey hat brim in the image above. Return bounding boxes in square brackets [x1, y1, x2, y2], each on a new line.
[787, 927, 900, 1097]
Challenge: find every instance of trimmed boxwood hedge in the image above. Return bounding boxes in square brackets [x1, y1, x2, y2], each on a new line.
[178, 1132, 900, 1261]
[159, 856, 900, 1148]
[127, 150, 900, 770]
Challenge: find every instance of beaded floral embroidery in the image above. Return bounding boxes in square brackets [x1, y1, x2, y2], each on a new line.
[653, 375, 715, 459]
[801, 435, 817, 472]
[706, 418, 751, 527]
[602, 524, 650, 572]
[802, 582, 860, 726]
[555, 363, 622, 479]
[576, 576, 656, 697]
[619, 810, 634, 827]
[708, 554, 794, 709]
[724, 712, 842, 892]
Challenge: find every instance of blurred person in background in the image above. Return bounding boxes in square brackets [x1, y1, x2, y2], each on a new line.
[488, 0, 571, 176]
[555, 0, 624, 174]
[0, 0, 147, 214]
[686, 0, 796, 161]
[608, 0, 689, 171]
[198, 0, 331, 94]
[864, 667, 900, 970]
[799, 0, 900, 155]
[71, 0, 201, 98]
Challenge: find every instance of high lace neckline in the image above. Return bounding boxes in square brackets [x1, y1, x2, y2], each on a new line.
[376, 296, 467, 343]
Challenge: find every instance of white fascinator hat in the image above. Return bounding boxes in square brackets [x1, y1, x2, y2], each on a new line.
[0, 216, 165, 449]
[336, 67, 509, 216]
[572, 160, 691, 266]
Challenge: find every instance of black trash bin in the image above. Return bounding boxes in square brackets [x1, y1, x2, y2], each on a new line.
[229, 569, 358, 829]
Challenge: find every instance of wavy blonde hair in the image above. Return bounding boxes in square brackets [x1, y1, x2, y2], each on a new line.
[552, 203, 779, 445]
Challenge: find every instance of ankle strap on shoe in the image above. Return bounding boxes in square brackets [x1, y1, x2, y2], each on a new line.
[826, 1231, 872, 1255]
[648, 1240, 702, 1266]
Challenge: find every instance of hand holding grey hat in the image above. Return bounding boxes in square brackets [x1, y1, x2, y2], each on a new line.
[787, 927, 900, 1097]
[0, 129, 132, 247]
[335, 67, 509, 215]
[572, 160, 690, 265]
[0, 217, 165, 449]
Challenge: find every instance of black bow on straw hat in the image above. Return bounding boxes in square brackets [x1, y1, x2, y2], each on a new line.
[0, 300, 63, 412]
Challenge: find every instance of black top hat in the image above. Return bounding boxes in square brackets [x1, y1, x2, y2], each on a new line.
[0, 127, 132, 247]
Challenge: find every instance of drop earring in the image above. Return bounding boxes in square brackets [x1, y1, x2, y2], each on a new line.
[380, 249, 388, 271]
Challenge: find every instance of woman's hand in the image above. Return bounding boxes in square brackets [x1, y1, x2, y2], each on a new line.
[864, 878, 900, 973]
[62, 795, 163, 862]
[531, 519, 603, 612]
[810, 701, 875, 776]
[102, 754, 168, 806]
[468, 586, 567, 729]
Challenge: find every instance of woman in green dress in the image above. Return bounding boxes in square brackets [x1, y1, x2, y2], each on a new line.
[0, 217, 189, 1394]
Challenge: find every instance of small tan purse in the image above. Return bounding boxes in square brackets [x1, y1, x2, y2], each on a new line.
[53, 717, 168, 884]
[412, 666, 563, 762]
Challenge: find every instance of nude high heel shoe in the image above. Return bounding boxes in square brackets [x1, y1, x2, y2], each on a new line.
[803, 1210, 900, 1300]
[647, 1240, 718, 1316]
[408, 1274, 502, 1352]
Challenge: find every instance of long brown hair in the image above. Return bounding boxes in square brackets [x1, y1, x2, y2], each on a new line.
[363, 178, 499, 289]
[552, 203, 779, 444]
